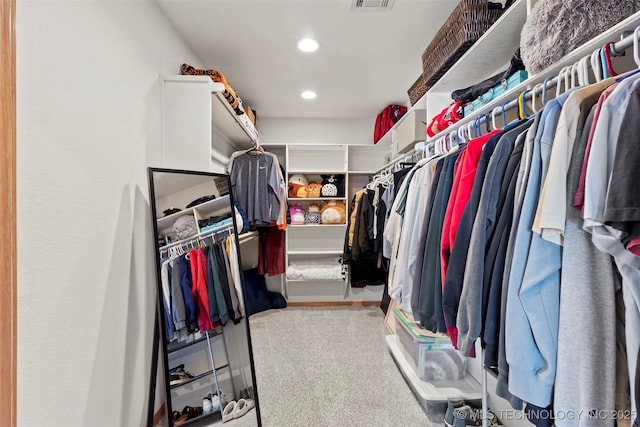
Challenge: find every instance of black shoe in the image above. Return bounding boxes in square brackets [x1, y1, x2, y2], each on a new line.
[169, 366, 194, 386]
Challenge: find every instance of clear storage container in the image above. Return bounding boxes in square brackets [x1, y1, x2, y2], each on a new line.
[394, 308, 466, 382]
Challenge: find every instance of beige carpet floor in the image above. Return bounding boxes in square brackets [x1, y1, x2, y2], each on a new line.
[247, 306, 435, 427]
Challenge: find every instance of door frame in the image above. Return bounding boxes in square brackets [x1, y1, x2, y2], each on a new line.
[1, 0, 17, 425]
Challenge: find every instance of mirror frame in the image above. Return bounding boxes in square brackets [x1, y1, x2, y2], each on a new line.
[146, 166, 261, 427]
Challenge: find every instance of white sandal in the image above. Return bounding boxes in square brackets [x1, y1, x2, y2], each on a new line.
[222, 401, 236, 423]
[232, 398, 255, 419]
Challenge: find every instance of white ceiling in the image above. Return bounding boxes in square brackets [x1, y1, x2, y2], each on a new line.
[156, 0, 458, 119]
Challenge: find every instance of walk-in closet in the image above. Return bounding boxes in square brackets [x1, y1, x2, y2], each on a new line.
[8, 1, 640, 427]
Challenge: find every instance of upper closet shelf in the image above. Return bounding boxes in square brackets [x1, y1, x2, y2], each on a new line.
[375, 91, 427, 149]
[157, 194, 230, 231]
[210, 83, 261, 147]
[163, 75, 260, 150]
[428, 0, 527, 94]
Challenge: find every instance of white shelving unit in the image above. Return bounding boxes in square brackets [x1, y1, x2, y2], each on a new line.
[162, 74, 260, 172]
[285, 144, 349, 302]
[261, 143, 387, 303]
[157, 195, 230, 238]
[428, 0, 528, 94]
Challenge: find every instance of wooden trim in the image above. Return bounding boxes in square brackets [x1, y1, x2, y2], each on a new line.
[0, 0, 17, 425]
[286, 301, 380, 307]
[152, 404, 166, 427]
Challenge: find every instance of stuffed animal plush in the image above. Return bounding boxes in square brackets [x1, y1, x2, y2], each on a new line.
[289, 205, 305, 225]
[520, 0, 640, 73]
[321, 201, 346, 224]
[320, 175, 345, 197]
[305, 182, 322, 198]
[181, 63, 245, 115]
[288, 174, 308, 198]
[304, 203, 322, 224]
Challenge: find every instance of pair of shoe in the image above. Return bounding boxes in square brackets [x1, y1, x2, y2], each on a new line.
[173, 405, 203, 425]
[445, 399, 499, 427]
[169, 364, 195, 386]
[202, 393, 222, 414]
[222, 398, 255, 423]
[455, 406, 499, 427]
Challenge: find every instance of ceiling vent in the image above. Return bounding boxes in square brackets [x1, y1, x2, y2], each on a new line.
[351, 0, 395, 11]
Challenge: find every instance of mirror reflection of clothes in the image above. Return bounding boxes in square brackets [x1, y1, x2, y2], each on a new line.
[159, 238, 245, 342]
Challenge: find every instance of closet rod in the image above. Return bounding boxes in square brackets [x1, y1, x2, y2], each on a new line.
[159, 223, 234, 252]
[427, 25, 640, 145]
[372, 149, 423, 176]
[374, 23, 640, 173]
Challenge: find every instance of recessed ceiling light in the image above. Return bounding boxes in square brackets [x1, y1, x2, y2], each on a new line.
[298, 38, 319, 52]
[301, 90, 317, 100]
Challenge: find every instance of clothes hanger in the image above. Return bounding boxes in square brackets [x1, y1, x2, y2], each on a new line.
[578, 55, 590, 86]
[449, 129, 458, 149]
[470, 117, 478, 139]
[634, 27, 640, 67]
[491, 106, 501, 130]
[246, 141, 264, 156]
[474, 116, 482, 137]
[555, 66, 569, 97]
[591, 49, 603, 82]
[602, 42, 618, 77]
[541, 76, 553, 106]
[570, 63, 580, 88]
[457, 125, 466, 145]
[517, 89, 532, 119]
[531, 83, 543, 114]
[501, 100, 510, 127]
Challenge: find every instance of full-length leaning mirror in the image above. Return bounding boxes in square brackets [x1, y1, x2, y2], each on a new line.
[148, 167, 261, 427]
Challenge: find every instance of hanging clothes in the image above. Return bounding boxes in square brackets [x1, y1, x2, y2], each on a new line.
[157, 229, 246, 342]
[190, 247, 214, 332]
[229, 149, 287, 228]
[383, 63, 640, 424]
[257, 227, 286, 276]
[345, 186, 387, 287]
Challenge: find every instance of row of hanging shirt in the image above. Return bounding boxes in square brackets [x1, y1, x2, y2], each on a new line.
[160, 228, 244, 343]
[342, 172, 393, 287]
[342, 154, 425, 289]
[384, 53, 640, 425]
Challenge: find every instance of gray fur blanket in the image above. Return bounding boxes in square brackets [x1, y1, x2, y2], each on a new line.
[521, 0, 640, 73]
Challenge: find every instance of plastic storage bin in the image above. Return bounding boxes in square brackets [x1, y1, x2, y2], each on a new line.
[464, 70, 528, 117]
[394, 308, 465, 382]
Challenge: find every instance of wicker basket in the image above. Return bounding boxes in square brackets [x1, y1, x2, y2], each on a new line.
[407, 75, 429, 106]
[214, 177, 230, 196]
[421, 0, 504, 87]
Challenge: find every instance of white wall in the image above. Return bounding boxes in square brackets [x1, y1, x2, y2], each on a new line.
[16, 1, 204, 425]
[259, 117, 375, 146]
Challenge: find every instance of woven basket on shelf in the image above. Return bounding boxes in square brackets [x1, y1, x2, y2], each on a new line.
[214, 177, 230, 196]
[421, 0, 505, 87]
[407, 75, 430, 106]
